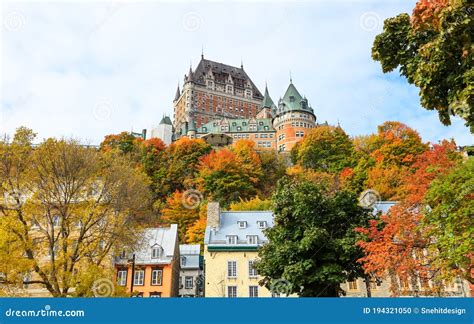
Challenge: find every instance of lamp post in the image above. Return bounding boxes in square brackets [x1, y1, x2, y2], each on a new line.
[128, 253, 136, 297]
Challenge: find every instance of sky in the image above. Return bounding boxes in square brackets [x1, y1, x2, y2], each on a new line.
[1, 0, 473, 146]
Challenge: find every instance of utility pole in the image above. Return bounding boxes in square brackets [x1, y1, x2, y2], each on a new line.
[129, 253, 136, 297]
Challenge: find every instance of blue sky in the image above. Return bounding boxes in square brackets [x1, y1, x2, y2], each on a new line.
[1, 0, 473, 145]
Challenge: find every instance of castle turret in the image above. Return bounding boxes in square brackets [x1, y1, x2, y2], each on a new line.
[150, 115, 173, 145]
[273, 80, 316, 152]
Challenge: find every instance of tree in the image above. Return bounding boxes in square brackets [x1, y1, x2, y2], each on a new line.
[255, 177, 373, 297]
[161, 191, 201, 243]
[185, 204, 208, 246]
[196, 148, 259, 205]
[229, 196, 272, 211]
[372, 0, 473, 132]
[423, 158, 474, 283]
[365, 122, 428, 200]
[0, 128, 151, 297]
[291, 125, 355, 173]
[356, 141, 462, 296]
[153, 137, 211, 206]
[257, 151, 287, 198]
[100, 132, 142, 155]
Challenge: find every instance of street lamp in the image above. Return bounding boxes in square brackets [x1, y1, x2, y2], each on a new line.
[127, 253, 135, 297]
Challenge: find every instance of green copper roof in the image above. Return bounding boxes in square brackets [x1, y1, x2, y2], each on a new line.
[159, 116, 173, 125]
[275, 81, 314, 117]
[261, 85, 275, 109]
[197, 118, 274, 134]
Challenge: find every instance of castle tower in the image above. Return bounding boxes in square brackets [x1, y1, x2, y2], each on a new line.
[256, 84, 276, 119]
[150, 115, 173, 145]
[273, 80, 316, 152]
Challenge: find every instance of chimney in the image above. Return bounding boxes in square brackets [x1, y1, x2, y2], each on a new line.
[207, 201, 220, 230]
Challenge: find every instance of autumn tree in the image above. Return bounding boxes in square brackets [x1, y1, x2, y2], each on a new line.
[161, 191, 201, 242]
[291, 125, 356, 173]
[372, 0, 473, 132]
[257, 151, 287, 198]
[185, 204, 208, 246]
[356, 141, 462, 296]
[256, 177, 373, 297]
[0, 128, 151, 297]
[423, 158, 474, 283]
[196, 147, 260, 205]
[229, 196, 272, 211]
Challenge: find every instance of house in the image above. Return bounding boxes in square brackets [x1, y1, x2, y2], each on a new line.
[203, 202, 275, 297]
[178, 244, 203, 297]
[114, 224, 180, 297]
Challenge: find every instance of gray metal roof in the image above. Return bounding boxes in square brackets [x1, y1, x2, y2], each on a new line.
[180, 244, 200, 255]
[115, 225, 178, 266]
[204, 211, 273, 247]
[373, 201, 397, 214]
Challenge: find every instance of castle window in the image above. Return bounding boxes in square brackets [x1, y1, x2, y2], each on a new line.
[289, 96, 295, 102]
[242, 122, 247, 126]
[259, 122, 263, 126]
[232, 122, 237, 126]
[237, 126, 242, 131]
[203, 127, 207, 132]
[264, 126, 269, 130]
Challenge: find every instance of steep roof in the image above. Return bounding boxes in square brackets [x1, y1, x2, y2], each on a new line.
[159, 115, 173, 125]
[261, 85, 276, 109]
[114, 225, 178, 266]
[174, 85, 181, 101]
[275, 81, 314, 117]
[189, 57, 263, 100]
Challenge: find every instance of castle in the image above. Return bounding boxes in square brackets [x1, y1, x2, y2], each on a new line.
[150, 55, 317, 152]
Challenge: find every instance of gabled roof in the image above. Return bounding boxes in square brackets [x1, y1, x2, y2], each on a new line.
[114, 225, 178, 266]
[188, 57, 263, 100]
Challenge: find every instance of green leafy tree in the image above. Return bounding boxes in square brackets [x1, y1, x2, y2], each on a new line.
[423, 159, 474, 283]
[229, 196, 272, 211]
[372, 0, 473, 132]
[291, 125, 355, 173]
[256, 177, 373, 297]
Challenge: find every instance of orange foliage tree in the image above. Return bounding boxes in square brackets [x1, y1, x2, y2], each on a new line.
[356, 141, 462, 296]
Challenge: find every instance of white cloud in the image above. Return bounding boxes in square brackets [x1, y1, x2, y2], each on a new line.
[1, 0, 472, 146]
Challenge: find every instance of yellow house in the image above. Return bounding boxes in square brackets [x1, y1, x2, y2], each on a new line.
[203, 202, 275, 297]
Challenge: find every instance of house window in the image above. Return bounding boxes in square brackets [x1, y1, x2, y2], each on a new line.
[227, 286, 237, 298]
[247, 235, 258, 245]
[151, 269, 162, 286]
[248, 260, 258, 278]
[134, 270, 145, 286]
[185, 276, 193, 289]
[227, 261, 237, 278]
[226, 235, 238, 245]
[238, 221, 247, 229]
[151, 246, 161, 259]
[149, 292, 161, 298]
[249, 286, 258, 297]
[181, 256, 187, 267]
[257, 221, 267, 229]
[117, 270, 127, 286]
[348, 280, 358, 290]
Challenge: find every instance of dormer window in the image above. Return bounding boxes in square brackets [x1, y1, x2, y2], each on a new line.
[247, 235, 258, 245]
[151, 245, 162, 259]
[238, 221, 247, 229]
[289, 95, 295, 102]
[257, 221, 267, 229]
[202, 127, 207, 132]
[242, 122, 247, 126]
[181, 256, 187, 266]
[226, 235, 238, 245]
